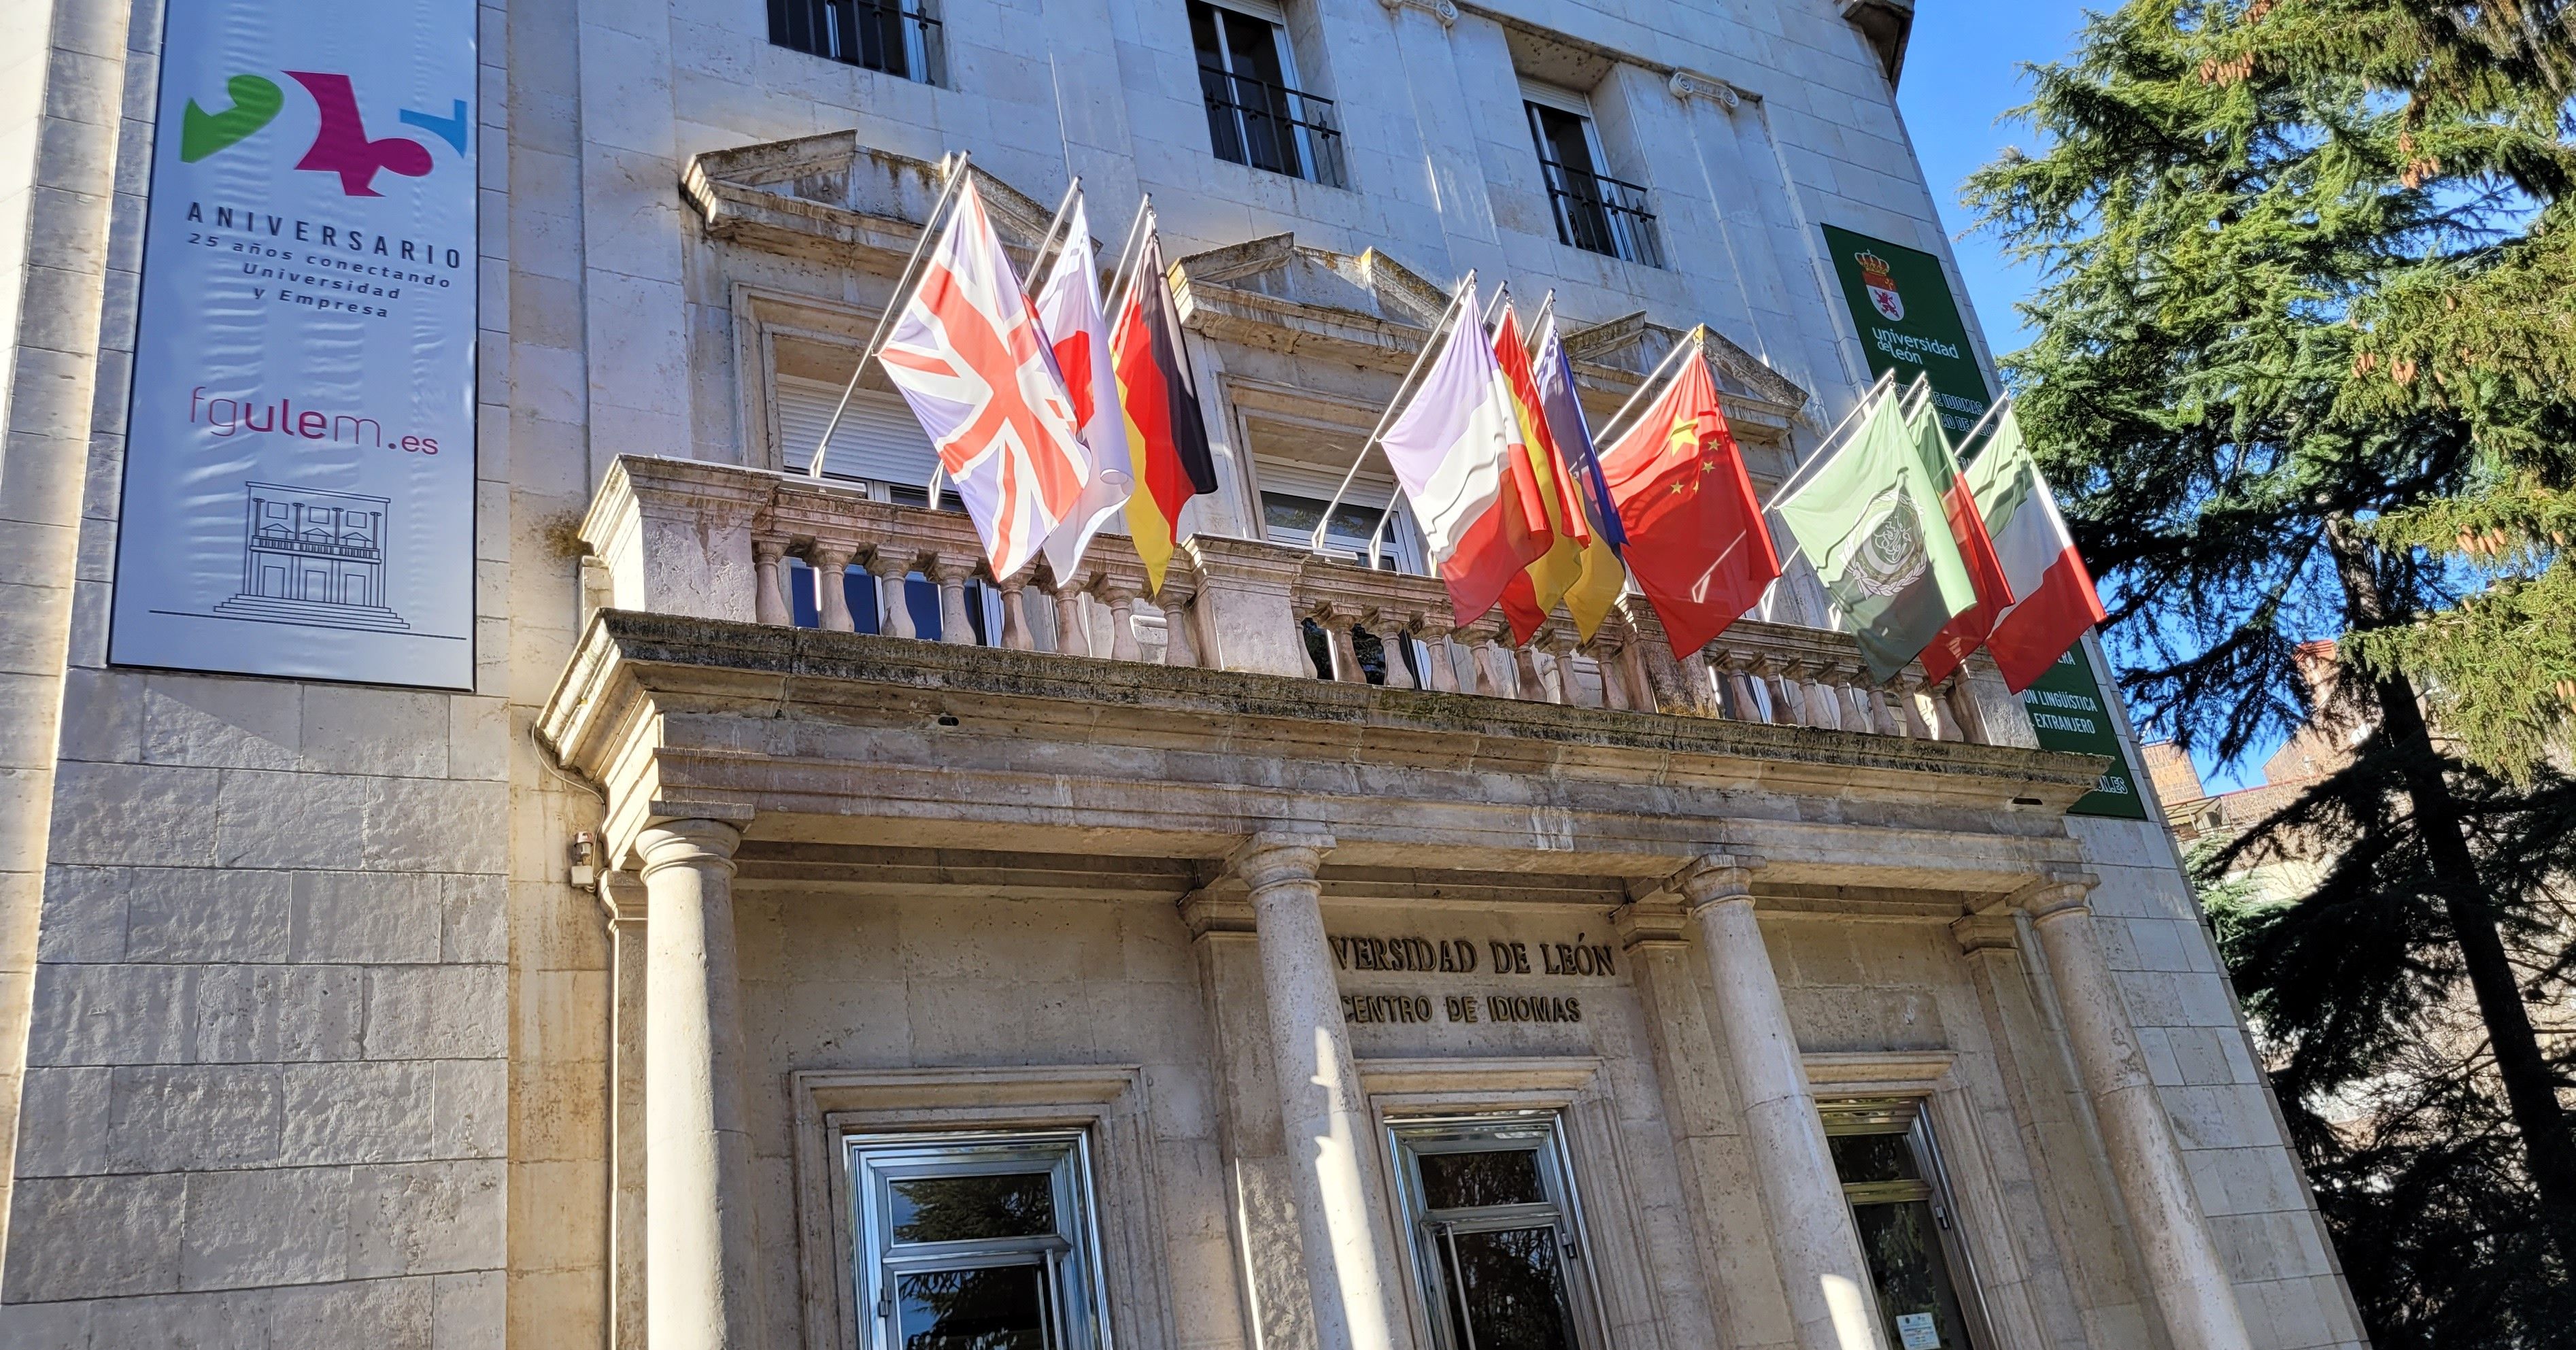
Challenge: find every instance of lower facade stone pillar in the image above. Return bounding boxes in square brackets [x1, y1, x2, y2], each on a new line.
[2026, 877, 2253, 1350]
[1236, 831, 1411, 1350]
[1679, 855, 1886, 1350]
[639, 819, 761, 1350]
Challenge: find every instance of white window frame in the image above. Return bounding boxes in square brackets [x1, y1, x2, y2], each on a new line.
[1387, 1112, 1612, 1350]
[847, 1130, 1113, 1350]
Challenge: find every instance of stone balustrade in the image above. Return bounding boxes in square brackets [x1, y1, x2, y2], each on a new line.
[581, 454, 2035, 746]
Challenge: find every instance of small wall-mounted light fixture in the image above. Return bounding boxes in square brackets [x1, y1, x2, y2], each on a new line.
[569, 830, 598, 891]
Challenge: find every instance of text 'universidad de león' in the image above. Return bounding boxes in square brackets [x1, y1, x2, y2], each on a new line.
[1329, 934, 1613, 1026]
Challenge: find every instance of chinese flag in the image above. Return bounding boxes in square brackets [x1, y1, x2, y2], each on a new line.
[1597, 338, 1780, 658]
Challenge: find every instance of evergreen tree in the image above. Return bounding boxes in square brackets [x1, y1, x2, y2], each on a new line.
[1968, 1, 2576, 1339]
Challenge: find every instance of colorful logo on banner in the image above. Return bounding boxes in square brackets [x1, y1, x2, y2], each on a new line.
[180, 71, 468, 195]
[1822, 224, 1991, 441]
[111, 0, 479, 692]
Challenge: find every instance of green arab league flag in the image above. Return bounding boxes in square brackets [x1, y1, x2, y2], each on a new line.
[1773, 392, 1978, 681]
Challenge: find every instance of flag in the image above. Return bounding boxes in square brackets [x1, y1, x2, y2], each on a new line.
[1965, 403, 2107, 692]
[1529, 311, 1629, 641]
[1111, 227, 1219, 593]
[878, 178, 1091, 580]
[1772, 384, 1978, 681]
[1909, 391, 2014, 686]
[1597, 335, 1779, 658]
[1032, 197, 1134, 577]
[1494, 306, 1587, 642]
[1378, 280, 1550, 626]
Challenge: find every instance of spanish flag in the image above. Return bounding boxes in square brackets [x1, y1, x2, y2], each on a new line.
[1493, 307, 1587, 643]
[1112, 229, 1218, 594]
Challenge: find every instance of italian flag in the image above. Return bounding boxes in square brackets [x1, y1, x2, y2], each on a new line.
[1965, 403, 2107, 692]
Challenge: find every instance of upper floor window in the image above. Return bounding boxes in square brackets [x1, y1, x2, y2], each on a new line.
[1521, 82, 1662, 267]
[1390, 1114, 1608, 1350]
[1189, 0, 1346, 188]
[770, 0, 945, 84]
[847, 1130, 1109, 1349]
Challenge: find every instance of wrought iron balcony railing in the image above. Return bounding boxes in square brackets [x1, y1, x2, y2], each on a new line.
[1198, 65, 1348, 189]
[769, 0, 944, 84]
[1538, 158, 1663, 267]
[579, 456, 2035, 747]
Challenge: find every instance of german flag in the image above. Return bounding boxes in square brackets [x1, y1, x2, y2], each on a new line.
[1112, 231, 1218, 594]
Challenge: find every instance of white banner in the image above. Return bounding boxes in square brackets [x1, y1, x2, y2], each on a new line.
[110, 0, 478, 689]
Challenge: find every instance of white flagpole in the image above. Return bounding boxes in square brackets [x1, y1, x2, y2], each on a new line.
[1952, 392, 2011, 464]
[925, 171, 1091, 502]
[808, 150, 976, 478]
[1100, 197, 1157, 329]
[1312, 270, 1477, 554]
[1589, 324, 1707, 452]
[1762, 367, 1897, 512]
[1020, 174, 1087, 306]
[1528, 290, 1555, 360]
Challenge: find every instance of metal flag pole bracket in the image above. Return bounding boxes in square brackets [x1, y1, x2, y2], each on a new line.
[807, 150, 977, 479]
[1312, 269, 1478, 556]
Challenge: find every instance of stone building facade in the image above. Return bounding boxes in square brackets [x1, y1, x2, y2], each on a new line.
[0, 0, 2369, 1347]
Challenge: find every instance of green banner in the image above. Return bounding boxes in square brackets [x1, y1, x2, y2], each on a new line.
[1820, 224, 2146, 820]
[1821, 224, 1994, 441]
[2018, 646, 2150, 819]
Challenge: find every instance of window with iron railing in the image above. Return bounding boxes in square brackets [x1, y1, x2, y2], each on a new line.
[1189, 0, 1346, 187]
[1524, 97, 1663, 267]
[770, 0, 944, 84]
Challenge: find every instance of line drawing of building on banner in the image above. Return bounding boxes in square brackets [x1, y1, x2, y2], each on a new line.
[210, 481, 413, 631]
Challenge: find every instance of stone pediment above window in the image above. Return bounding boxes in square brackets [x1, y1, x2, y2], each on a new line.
[1168, 233, 1453, 362]
[1564, 311, 1808, 436]
[1168, 233, 1809, 439]
[679, 130, 1062, 269]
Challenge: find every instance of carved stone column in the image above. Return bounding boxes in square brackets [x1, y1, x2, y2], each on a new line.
[1161, 577, 1202, 668]
[600, 871, 651, 1350]
[1679, 855, 1886, 1350]
[1414, 615, 1460, 692]
[1367, 608, 1416, 690]
[1048, 569, 1089, 657]
[1455, 615, 1507, 696]
[1236, 832, 1410, 1350]
[1514, 643, 1550, 703]
[1313, 603, 1367, 682]
[1099, 581, 1144, 662]
[811, 543, 855, 632]
[637, 818, 760, 1350]
[996, 569, 1036, 651]
[933, 556, 977, 645]
[867, 551, 917, 640]
[2025, 877, 2254, 1350]
[751, 539, 788, 626]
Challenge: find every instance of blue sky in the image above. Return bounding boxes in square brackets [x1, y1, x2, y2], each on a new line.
[1893, 2, 2277, 794]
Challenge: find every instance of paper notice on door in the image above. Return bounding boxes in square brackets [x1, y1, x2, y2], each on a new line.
[1895, 1312, 1941, 1349]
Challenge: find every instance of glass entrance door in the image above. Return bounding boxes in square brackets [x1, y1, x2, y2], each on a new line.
[1820, 1098, 1993, 1350]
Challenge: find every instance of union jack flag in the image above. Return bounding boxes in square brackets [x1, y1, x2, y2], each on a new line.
[879, 178, 1091, 579]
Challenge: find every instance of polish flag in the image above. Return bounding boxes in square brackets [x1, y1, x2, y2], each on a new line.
[1967, 403, 2107, 692]
[1032, 195, 1133, 577]
[1378, 279, 1549, 626]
